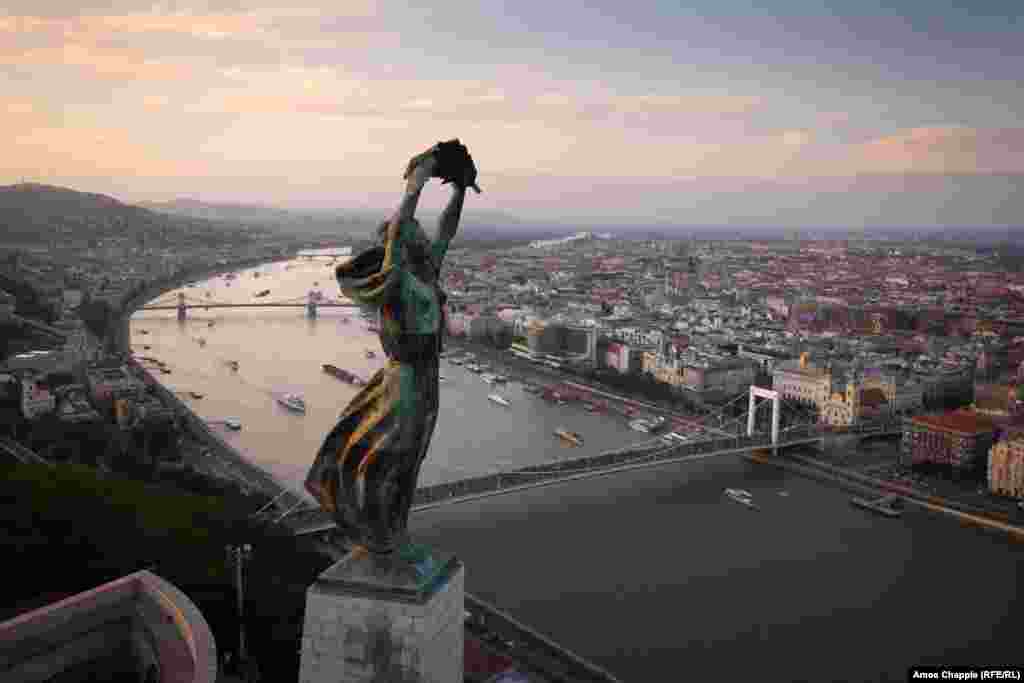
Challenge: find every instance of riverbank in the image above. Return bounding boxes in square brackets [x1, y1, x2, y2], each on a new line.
[746, 449, 1024, 542]
[444, 337, 740, 433]
[116, 254, 305, 507]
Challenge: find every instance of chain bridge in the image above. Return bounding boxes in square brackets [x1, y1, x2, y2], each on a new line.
[139, 291, 358, 320]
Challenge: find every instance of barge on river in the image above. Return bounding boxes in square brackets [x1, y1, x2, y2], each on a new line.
[851, 494, 903, 518]
[323, 363, 366, 386]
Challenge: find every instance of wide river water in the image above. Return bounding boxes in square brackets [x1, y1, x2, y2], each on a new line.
[130, 256, 652, 497]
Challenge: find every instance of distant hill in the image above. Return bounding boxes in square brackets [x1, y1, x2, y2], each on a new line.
[0, 183, 257, 247]
[140, 199, 378, 239]
[141, 198, 560, 242]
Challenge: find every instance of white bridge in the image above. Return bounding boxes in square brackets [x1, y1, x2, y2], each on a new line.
[273, 384, 903, 539]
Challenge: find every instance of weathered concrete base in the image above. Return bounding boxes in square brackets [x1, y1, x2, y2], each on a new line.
[299, 545, 464, 683]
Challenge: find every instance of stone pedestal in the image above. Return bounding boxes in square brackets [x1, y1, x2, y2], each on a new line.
[299, 545, 464, 683]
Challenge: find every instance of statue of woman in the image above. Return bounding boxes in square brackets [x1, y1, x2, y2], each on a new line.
[305, 141, 479, 555]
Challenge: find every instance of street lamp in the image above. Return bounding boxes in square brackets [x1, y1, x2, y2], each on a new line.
[225, 543, 254, 677]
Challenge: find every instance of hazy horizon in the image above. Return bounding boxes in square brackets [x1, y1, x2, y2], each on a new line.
[2, 1, 1022, 227]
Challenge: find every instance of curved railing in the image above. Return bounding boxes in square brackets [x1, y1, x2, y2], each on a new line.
[0, 570, 218, 683]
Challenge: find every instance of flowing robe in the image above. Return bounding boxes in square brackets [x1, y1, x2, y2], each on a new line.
[305, 219, 450, 554]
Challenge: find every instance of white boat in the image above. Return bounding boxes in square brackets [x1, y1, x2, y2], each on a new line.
[481, 374, 494, 384]
[439, 375, 447, 383]
[488, 394, 510, 407]
[629, 419, 651, 433]
[277, 393, 307, 414]
[724, 488, 756, 508]
[224, 418, 242, 430]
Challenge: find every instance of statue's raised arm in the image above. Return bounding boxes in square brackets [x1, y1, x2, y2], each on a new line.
[307, 141, 479, 557]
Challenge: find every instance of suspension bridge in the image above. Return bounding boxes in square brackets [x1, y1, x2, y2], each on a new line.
[138, 291, 358, 320]
[256, 385, 902, 540]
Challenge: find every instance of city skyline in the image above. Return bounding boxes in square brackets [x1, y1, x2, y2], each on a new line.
[1, 0, 1022, 225]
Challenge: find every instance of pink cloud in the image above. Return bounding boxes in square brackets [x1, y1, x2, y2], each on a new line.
[853, 126, 1024, 173]
[0, 42, 192, 80]
[2, 121, 198, 178]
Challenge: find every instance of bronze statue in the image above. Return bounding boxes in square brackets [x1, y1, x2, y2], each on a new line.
[305, 140, 478, 555]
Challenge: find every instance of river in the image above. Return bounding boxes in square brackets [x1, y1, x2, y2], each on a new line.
[410, 451, 1024, 682]
[129, 256, 652, 498]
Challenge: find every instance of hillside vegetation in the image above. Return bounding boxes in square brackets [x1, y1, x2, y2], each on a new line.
[0, 183, 259, 247]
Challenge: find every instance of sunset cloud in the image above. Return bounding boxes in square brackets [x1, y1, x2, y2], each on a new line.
[0, 43, 192, 80]
[3, 122, 196, 177]
[853, 126, 1024, 174]
[1, 1, 1021, 224]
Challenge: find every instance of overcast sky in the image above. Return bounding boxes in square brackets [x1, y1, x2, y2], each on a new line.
[2, 1, 1022, 227]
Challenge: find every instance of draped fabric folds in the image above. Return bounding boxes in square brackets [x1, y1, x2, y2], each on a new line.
[305, 221, 443, 555]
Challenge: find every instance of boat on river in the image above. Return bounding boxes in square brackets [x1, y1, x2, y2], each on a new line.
[255, 289, 271, 298]
[277, 393, 307, 414]
[554, 428, 583, 446]
[647, 416, 668, 433]
[323, 364, 366, 386]
[365, 350, 376, 359]
[488, 394, 510, 407]
[629, 419, 650, 433]
[724, 488, 757, 509]
[225, 418, 241, 430]
[851, 495, 903, 518]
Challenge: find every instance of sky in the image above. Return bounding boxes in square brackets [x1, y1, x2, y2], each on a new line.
[1, 0, 1022, 227]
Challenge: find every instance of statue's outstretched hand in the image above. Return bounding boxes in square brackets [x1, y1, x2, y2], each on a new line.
[403, 148, 438, 187]
[404, 140, 481, 193]
[435, 139, 481, 193]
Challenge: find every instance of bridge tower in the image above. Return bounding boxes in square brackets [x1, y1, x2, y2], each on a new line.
[306, 290, 318, 319]
[747, 386, 780, 446]
[176, 292, 187, 321]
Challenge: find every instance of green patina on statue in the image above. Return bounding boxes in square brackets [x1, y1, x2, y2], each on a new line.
[305, 141, 479, 556]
